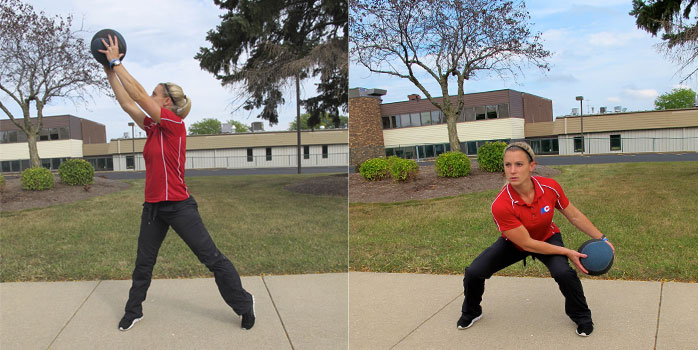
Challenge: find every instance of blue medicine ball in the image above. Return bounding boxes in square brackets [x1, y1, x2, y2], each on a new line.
[578, 239, 614, 276]
[90, 29, 127, 66]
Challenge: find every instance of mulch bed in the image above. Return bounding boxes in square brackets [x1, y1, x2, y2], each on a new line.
[0, 175, 131, 212]
[349, 162, 560, 203]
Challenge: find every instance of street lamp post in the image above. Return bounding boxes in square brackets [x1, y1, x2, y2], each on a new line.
[128, 122, 135, 170]
[575, 96, 584, 154]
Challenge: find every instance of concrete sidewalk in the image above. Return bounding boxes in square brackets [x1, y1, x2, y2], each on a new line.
[1, 273, 348, 350]
[349, 272, 697, 350]
[3, 273, 696, 349]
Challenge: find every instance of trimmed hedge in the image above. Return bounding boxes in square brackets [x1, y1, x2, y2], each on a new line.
[59, 159, 94, 186]
[359, 157, 389, 181]
[477, 141, 508, 172]
[21, 167, 54, 191]
[435, 151, 471, 178]
[389, 157, 419, 182]
[0, 173, 5, 192]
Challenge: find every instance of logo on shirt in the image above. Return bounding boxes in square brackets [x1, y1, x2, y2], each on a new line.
[541, 205, 551, 214]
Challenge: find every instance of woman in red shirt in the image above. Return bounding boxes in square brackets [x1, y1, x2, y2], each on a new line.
[99, 35, 255, 331]
[457, 142, 614, 337]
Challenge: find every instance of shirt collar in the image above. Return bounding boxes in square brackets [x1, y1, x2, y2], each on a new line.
[506, 177, 544, 206]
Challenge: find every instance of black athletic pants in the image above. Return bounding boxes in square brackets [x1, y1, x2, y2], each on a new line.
[123, 196, 253, 319]
[461, 233, 592, 325]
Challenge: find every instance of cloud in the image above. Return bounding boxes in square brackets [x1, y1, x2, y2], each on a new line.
[607, 97, 621, 103]
[622, 88, 658, 99]
[587, 31, 645, 47]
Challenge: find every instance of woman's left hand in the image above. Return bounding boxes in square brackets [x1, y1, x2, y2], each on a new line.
[97, 34, 124, 64]
[605, 239, 615, 253]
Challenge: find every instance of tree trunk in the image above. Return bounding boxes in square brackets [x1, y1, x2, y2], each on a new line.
[27, 132, 41, 168]
[444, 111, 461, 152]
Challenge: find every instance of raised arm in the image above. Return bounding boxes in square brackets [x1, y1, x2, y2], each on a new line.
[99, 34, 163, 123]
[104, 66, 147, 129]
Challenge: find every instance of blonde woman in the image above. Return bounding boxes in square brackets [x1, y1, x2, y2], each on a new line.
[458, 142, 614, 337]
[99, 35, 255, 331]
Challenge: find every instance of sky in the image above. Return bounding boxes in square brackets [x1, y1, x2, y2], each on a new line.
[349, 0, 693, 118]
[1, 0, 320, 140]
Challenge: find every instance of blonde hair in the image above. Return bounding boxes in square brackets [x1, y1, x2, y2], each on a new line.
[504, 141, 535, 163]
[161, 82, 192, 118]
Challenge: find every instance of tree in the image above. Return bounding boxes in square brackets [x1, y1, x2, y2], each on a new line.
[227, 120, 250, 133]
[654, 87, 696, 109]
[350, 0, 550, 152]
[288, 113, 348, 130]
[631, 0, 698, 82]
[195, 0, 347, 128]
[0, 0, 109, 168]
[189, 118, 222, 135]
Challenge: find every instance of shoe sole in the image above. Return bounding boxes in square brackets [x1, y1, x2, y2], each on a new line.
[576, 330, 591, 337]
[119, 316, 143, 331]
[457, 315, 482, 330]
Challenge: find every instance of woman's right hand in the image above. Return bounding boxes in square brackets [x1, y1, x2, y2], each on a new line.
[567, 249, 589, 274]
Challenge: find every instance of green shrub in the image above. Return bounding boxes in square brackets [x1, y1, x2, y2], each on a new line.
[389, 157, 419, 182]
[59, 159, 94, 186]
[359, 157, 389, 181]
[477, 141, 508, 172]
[21, 167, 54, 191]
[435, 151, 471, 178]
[0, 173, 5, 192]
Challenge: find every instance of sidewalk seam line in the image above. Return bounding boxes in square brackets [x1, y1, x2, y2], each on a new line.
[654, 281, 664, 350]
[390, 292, 462, 350]
[46, 280, 102, 350]
[262, 275, 295, 350]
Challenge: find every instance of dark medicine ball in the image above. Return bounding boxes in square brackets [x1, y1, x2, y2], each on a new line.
[90, 29, 127, 66]
[578, 238, 614, 276]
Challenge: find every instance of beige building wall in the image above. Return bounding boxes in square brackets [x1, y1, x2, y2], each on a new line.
[112, 144, 348, 171]
[0, 140, 83, 161]
[383, 118, 525, 147]
[557, 127, 698, 155]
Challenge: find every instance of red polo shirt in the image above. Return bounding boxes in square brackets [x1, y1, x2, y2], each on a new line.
[491, 176, 569, 250]
[142, 109, 189, 203]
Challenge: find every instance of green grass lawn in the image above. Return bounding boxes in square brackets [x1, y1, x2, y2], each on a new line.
[0, 174, 348, 282]
[350, 162, 698, 282]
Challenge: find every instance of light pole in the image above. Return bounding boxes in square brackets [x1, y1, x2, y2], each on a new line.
[575, 96, 584, 154]
[128, 122, 135, 170]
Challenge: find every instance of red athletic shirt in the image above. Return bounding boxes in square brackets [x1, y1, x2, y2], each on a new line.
[491, 176, 570, 250]
[142, 108, 189, 203]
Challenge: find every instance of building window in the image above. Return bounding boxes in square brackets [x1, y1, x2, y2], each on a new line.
[610, 134, 621, 151]
[430, 110, 440, 124]
[410, 113, 421, 127]
[475, 106, 486, 120]
[304, 145, 310, 159]
[126, 155, 135, 169]
[382, 116, 391, 129]
[574, 136, 584, 153]
[322, 145, 328, 159]
[247, 148, 253, 162]
[400, 114, 411, 127]
[486, 105, 498, 119]
[420, 112, 432, 126]
[392, 115, 400, 128]
[266, 147, 272, 161]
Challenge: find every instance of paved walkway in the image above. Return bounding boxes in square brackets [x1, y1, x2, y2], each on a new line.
[349, 272, 697, 350]
[2, 272, 696, 349]
[1, 274, 347, 350]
